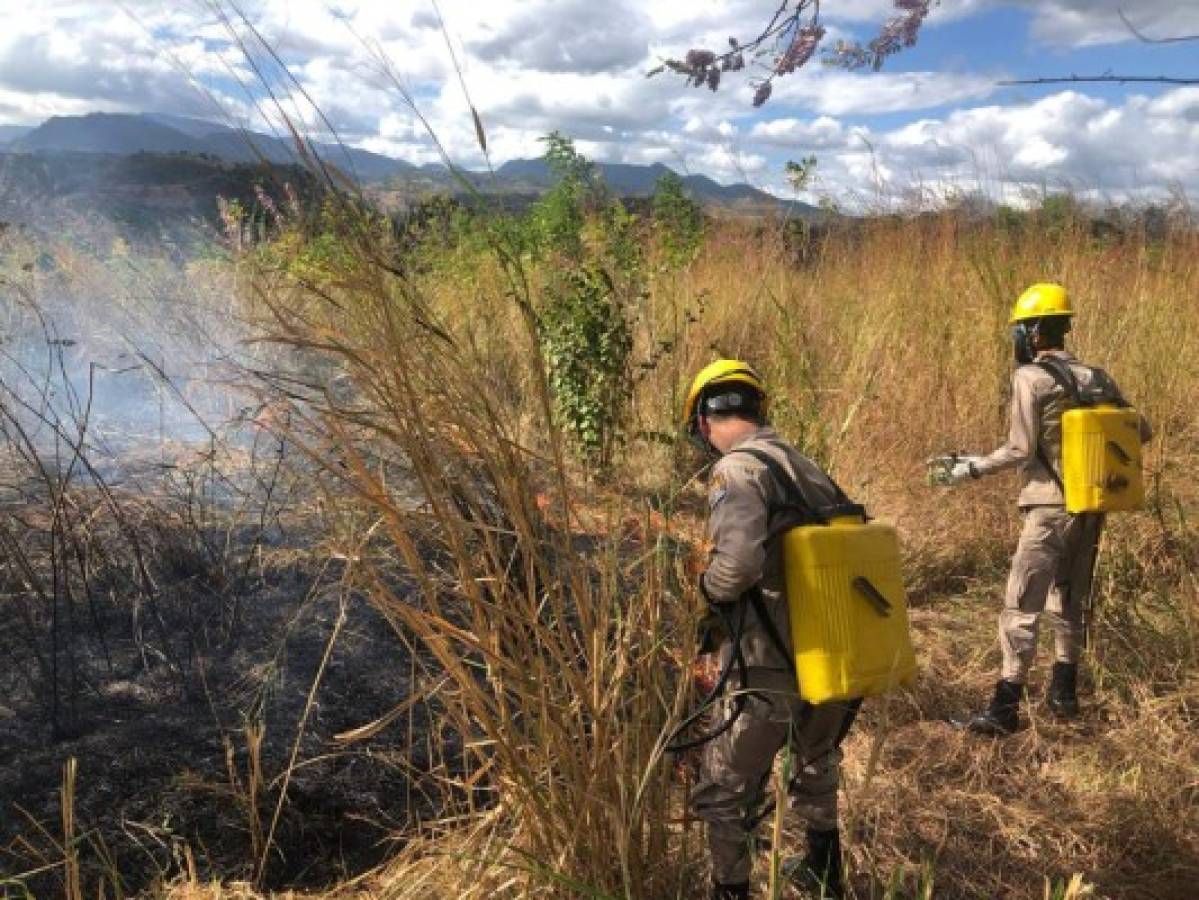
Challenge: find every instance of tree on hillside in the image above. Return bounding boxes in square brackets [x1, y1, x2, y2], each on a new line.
[649, 0, 936, 106]
[650, 171, 704, 268]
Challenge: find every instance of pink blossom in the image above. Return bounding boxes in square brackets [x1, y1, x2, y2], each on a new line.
[776, 24, 825, 75]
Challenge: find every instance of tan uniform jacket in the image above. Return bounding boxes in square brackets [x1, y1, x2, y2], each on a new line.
[972, 350, 1152, 507]
[701, 427, 842, 669]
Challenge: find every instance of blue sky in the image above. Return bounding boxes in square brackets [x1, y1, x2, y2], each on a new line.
[858, 4, 1197, 116]
[0, 1, 1196, 206]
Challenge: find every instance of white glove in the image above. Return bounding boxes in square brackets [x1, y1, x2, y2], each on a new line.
[946, 456, 984, 486]
[928, 454, 984, 486]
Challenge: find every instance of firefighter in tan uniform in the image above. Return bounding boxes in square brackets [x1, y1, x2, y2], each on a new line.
[682, 360, 858, 900]
[944, 284, 1152, 735]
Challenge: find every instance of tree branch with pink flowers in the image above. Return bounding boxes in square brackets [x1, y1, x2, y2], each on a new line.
[648, 0, 936, 106]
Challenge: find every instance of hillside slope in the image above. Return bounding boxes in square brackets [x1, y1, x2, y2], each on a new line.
[0, 150, 314, 245]
[7, 112, 814, 215]
[12, 112, 415, 182]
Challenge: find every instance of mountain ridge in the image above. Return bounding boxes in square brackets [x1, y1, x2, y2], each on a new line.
[0, 124, 34, 145]
[5, 112, 808, 215]
[13, 112, 415, 182]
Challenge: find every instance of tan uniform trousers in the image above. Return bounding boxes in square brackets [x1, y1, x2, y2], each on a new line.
[690, 667, 853, 885]
[1000, 506, 1104, 683]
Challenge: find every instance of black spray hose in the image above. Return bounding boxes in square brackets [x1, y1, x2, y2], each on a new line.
[741, 697, 862, 832]
[666, 600, 751, 754]
[1081, 512, 1106, 649]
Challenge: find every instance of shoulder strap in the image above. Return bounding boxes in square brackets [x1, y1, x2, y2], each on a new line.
[1036, 356, 1086, 407]
[1034, 444, 1065, 494]
[726, 445, 862, 676]
[747, 586, 796, 677]
[1037, 356, 1133, 409]
[1031, 359, 1075, 493]
[1096, 369, 1131, 408]
[732, 446, 862, 532]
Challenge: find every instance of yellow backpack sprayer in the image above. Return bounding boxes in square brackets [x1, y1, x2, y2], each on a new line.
[1037, 356, 1145, 514]
[667, 447, 915, 753]
[736, 448, 916, 704]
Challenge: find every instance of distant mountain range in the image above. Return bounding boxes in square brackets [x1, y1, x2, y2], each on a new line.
[0, 149, 317, 248]
[0, 113, 807, 215]
[3, 113, 413, 182]
[0, 125, 33, 144]
[491, 158, 787, 207]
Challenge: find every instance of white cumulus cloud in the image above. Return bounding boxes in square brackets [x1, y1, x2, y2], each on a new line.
[0, 0, 1195, 206]
[1014, 0, 1199, 47]
[836, 88, 1199, 203]
[773, 70, 997, 116]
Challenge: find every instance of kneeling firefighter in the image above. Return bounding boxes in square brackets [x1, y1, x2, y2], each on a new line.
[681, 360, 862, 900]
[939, 283, 1152, 735]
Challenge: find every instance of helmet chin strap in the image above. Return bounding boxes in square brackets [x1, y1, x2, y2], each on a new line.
[687, 411, 716, 454]
[1013, 322, 1037, 365]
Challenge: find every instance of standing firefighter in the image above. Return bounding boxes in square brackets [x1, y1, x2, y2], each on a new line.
[682, 360, 859, 900]
[940, 283, 1152, 735]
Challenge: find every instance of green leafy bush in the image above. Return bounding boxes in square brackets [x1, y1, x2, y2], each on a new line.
[530, 131, 596, 258]
[526, 134, 643, 467]
[540, 265, 633, 465]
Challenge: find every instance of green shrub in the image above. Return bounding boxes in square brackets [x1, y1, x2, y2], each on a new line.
[540, 265, 633, 467]
[525, 134, 643, 468]
[650, 171, 704, 269]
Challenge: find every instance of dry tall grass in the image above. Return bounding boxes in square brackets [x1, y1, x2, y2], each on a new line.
[214, 201, 1196, 899]
[232, 197, 697, 898]
[6, 178, 1196, 898]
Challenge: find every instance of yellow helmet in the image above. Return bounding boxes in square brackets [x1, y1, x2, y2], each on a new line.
[1009, 282, 1073, 324]
[682, 359, 767, 432]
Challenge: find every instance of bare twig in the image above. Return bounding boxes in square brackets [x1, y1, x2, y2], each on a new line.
[256, 589, 349, 885]
[1000, 74, 1199, 86]
[1002, 9, 1199, 87]
[1119, 8, 1199, 44]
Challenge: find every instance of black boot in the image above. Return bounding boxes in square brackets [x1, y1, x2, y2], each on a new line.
[967, 680, 1023, 736]
[711, 882, 749, 900]
[1047, 662, 1080, 718]
[787, 828, 844, 898]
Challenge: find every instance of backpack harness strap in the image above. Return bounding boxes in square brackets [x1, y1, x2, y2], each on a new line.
[726, 446, 864, 676]
[1032, 357, 1080, 494]
[732, 446, 864, 533]
[1032, 356, 1123, 495]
